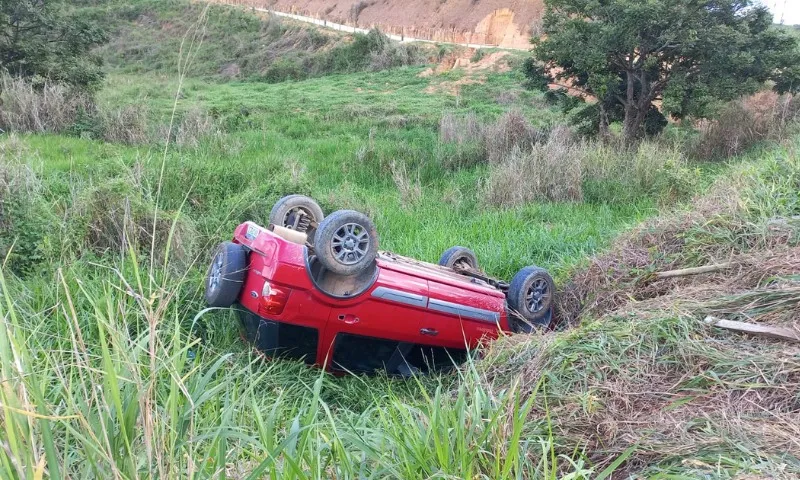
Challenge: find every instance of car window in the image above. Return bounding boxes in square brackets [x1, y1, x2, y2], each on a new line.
[331, 333, 467, 375]
[331, 333, 403, 374]
[240, 310, 318, 365]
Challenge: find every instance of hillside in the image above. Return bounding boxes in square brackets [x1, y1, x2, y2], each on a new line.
[224, 0, 543, 48]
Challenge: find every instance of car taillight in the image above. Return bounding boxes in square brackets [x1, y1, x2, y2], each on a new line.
[258, 281, 290, 316]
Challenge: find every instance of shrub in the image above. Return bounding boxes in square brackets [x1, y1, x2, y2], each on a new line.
[484, 126, 583, 205]
[692, 91, 800, 161]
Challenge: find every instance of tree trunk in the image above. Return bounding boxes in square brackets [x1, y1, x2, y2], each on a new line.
[622, 107, 647, 144]
[621, 70, 640, 144]
[598, 103, 610, 139]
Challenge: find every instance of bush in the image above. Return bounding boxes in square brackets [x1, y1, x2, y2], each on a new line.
[692, 91, 800, 161]
[484, 126, 583, 205]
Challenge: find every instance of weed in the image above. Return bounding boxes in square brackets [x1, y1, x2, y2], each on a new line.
[102, 104, 151, 144]
[485, 110, 546, 164]
[390, 160, 422, 207]
[0, 75, 94, 133]
[693, 91, 800, 160]
[485, 126, 584, 205]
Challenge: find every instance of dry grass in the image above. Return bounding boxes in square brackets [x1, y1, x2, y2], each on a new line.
[0, 75, 221, 147]
[480, 263, 800, 475]
[693, 91, 800, 160]
[484, 110, 545, 164]
[101, 105, 151, 144]
[440, 110, 695, 205]
[390, 160, 421, 208]
[173, 108, 220, 148]
[484, 126, 583, 205]
[474, 148, 800, 475]
[556, 153, 800, 325]
[0, 75, 94, 134]
[439, 112, 484, 145]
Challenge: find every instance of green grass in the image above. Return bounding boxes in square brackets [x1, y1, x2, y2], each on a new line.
[2, 0, 796, 477]
[0, 58, 647, 480]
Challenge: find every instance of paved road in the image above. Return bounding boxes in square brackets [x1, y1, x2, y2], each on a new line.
[228, 3, 527, 51]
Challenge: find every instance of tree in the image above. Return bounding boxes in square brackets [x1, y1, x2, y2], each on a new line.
[529, 0, 800, 143]
[0, 0, 107, 90]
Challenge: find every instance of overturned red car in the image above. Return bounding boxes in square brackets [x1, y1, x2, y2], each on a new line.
[205, 195, 554, 375]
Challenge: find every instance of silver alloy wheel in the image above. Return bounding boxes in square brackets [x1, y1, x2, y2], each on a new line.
[525, 278, 550, 313]
[208, 253, 223, 293]
[331, 223, 370, 265]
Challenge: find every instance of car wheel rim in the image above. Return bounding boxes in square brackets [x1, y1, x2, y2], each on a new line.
[208, 253, 223, 292]
[331, 223, 370, 265]
[525, 277, 550, 313]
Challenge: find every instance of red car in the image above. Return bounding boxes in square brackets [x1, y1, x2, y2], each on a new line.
[205, 195, 554, 375]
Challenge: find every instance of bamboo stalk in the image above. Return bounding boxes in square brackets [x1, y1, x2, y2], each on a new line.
[705, 316, 800, 343]
[654, 262, 734, 279]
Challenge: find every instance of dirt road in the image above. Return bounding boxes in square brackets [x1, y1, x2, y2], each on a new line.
[214, 1, 529, 51]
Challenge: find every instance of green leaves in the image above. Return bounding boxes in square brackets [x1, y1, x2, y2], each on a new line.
[529, 0, 800, 142]
[0, 0, 107, 91]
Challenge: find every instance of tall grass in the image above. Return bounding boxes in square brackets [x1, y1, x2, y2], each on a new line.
[438, 112, 698, 205]
[0, 256, 599, 478]
[0, 76, 94, 134]
[693, 91, 800, 160]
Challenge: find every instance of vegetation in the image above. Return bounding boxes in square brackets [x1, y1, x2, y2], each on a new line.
[90, 0, 428, 82]
[528, 0, 800, 142]
[0, 0, 107, 91]
[0, 0, 799, 477]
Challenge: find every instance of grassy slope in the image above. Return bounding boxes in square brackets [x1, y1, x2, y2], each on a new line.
[31, 59, 648, 280]
[2, 0, 796, 478]
[480, 142, 800, 476]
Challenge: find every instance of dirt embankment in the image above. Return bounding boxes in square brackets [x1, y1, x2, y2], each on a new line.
[223, 0, 543, 49]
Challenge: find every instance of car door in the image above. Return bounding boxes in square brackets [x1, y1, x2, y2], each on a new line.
[421, 279, 504, 350]
[323, 268, 428, 371]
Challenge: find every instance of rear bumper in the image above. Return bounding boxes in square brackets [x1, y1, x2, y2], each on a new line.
[237, 307, 319, 365]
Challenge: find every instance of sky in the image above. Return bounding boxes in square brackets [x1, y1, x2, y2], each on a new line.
[764, 1, 800, 25]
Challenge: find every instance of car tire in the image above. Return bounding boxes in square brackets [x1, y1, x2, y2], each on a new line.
[438, 246, 479, 270]
[269, 195, 324, 240]
[506, 266, 555, 332]
[205, 241, 248, 307]
[314, 210, 378, 276]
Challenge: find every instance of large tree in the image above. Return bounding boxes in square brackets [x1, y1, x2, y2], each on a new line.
[529, 0, 800, 143]
[0, 0, 107, 90]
